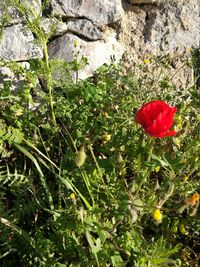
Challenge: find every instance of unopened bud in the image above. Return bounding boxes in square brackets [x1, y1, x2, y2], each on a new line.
[75, 147, 87, 167]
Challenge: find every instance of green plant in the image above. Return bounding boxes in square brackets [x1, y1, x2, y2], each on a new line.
[0, 1, 200, 266]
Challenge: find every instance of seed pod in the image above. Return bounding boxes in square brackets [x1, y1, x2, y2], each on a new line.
[171, 224, 178, 234]
[75, 147, 87, 167]
[179, 224, 188, 235]
[117, 153, 123, 164]
[170, 218, 179, 233]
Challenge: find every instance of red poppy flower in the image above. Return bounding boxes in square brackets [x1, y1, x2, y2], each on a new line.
[135, 100, 177, 138]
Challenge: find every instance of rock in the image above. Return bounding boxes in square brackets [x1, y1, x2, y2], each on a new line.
[48, 31, 125, 80]
[0, 0, 198, 89]
[50, 0, 124, 26]
[0, 66, 15, 85]
[118, 0, 199, 88]
[0, 64, 28, 93]
[0, 24, 43, 61]
[40, 17, 103, 41]
[67, 19, 103, 40]
[120, 0, 199, 56]
[0, 63, 42, 110]
[40, 18, 68, 36]
[128, 0, 162, 4]
[142, 0, 200, 54]
[0, 0, 41, 25]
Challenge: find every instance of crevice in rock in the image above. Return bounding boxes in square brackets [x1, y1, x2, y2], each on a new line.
[141, 5, 161, 44]
[41, 0, 53, 17]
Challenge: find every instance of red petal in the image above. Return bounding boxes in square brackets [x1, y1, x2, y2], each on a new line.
[135, 100, 177, 138]
[161, 130, 177, 137]
[135, 107, 151, 127]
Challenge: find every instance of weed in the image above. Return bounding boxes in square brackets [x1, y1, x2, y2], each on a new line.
[0, 1, 200, 266]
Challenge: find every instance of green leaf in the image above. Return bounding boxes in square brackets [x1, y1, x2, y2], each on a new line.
[111, 253, 124, 267]
[86, 231, 101, 254]
[10, 127, 24, 143]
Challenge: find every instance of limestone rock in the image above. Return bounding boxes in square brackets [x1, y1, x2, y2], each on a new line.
[0, 0, 41, 25]
[128, 0, 162, 4]
[40, 18, 68, 36]
[120, 0, 199, 56]
[118, 0, 200, 88]
[40, 18, 102, 40]
[143, 0, 200, 54]
[0, 64, 28, 93]
[50, 0, 124, 26]
[0, 25, 43, 61]
[48, 32, 125, 80]
[67, 19, 103, 40]
[0, 63, 42, 110]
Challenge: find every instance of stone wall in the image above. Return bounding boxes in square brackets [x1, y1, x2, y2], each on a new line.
[0, 0, 199, 85]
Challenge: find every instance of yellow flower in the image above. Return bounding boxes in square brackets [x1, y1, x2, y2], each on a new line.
[152, 209, 163, 221]
[143, 58, 150, 64]
[155, 166, 160, 173]
[70, 193, 75, 200]
[183, 176, 189, 182]
[186, 47, 193, 52]
[102, 133, 111, 144]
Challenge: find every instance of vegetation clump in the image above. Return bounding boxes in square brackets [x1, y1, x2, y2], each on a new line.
[0, 1, 200, 266]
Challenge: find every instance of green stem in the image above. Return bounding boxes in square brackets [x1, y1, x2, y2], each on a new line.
[14, 143, 55, 211]
[61, 123, 78, 152]
[43, 41, 56, 126]
[23, 139, 91, 209]
[134, 171, 149, 199]
[58, 175, 91, 209]
[80, 169, 95, 207]
[88, 144, 100, 173]
[23, 139, 60, 171]
[88, 144, 105, 186]
[134, 141, 154, 198]
[0, 217, 43, 259]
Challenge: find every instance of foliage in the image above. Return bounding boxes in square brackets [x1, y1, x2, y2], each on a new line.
[0, 1, 200, 266]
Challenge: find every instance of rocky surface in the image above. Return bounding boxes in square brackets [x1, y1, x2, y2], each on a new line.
[0, 0, 41, 25]
[118, 0, 199, 88]
[129, 0, 163, 4]
[0, 63, 42, 110]
[48, 31, 125, 80]
[40, 18, 68, 37]
[67, 19, 103, 41]
[50, 0, 124, 26]
[0, 0, 199, 84]
[0, 24, 43, 61]
[0, 63, 29, 93]
[119, 0, 199, 58]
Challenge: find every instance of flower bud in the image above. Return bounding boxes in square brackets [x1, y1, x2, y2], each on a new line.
[179, 224, 188, 235]
[75, 147, 87, 167]
[104, 112, 109, 118]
